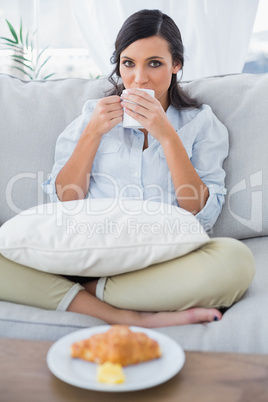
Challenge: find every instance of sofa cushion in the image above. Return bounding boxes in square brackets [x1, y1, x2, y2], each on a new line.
[185, 73, 268, 239]
[0, 198, 209, 276]
[0, 301, 105, 341]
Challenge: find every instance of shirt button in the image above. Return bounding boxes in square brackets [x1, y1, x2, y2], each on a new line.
[133, 171, 140, 178]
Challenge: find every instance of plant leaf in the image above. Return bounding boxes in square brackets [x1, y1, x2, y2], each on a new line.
[35, 56, 51, 78]
[43, 73, 56, 80]
[19, 19, 24, 45]
[0, 36, 18, 44]
[11, 66, 33, 80]
[36, 46, 49, 63]
[11, 54, 31, 62]
[0, 46, 21, 52]
[0, 42, 24, 51]
[30, 30, 37, 52]
[10, 58, 34, 71]
[26, 32, 29, 49]
[6, 19, 18, 43]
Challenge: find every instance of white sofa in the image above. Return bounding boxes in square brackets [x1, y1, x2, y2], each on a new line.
[0, 72, 267, 354]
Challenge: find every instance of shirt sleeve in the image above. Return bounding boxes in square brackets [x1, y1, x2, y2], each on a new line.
[42, 100, 96, 202]
[187, 105, 229, 231]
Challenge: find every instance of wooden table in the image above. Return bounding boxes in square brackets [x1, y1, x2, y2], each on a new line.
[1, 337, 268, 402]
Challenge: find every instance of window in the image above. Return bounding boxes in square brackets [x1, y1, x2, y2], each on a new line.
[0, 0, 101, 79]
[0, 0, 267, 80]
[243, 0, 268, 73]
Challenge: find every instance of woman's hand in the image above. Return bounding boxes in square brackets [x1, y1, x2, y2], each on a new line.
[55, 96, 123, 202]
[85, 95, 123, 139]
[122, 89, 209, 215]
[121, 89, 174, 143]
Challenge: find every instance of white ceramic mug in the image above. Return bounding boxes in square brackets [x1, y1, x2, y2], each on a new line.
[122, 88, 155, 129]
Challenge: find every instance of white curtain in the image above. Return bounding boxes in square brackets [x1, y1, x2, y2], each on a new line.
[71, 0, 259, 81]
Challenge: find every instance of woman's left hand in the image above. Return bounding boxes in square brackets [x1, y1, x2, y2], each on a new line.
[121, 89, 175, 143]
[121, 89, 209, 215]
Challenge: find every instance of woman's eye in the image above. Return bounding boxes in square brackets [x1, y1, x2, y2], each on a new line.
[149, 60, 162, 68]
[122, 60, 134, 67]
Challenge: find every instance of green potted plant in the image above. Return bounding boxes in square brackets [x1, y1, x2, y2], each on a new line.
[0, 18, 55, 80]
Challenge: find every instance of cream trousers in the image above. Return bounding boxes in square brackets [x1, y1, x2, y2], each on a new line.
[0, 238, 255, 312]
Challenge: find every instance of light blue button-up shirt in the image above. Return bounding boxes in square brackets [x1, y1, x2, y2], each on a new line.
[43, 99, 228, 230]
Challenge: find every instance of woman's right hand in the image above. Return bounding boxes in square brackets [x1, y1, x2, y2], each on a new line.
[85, 95, 123, 139]
[55, 96, 123, 202]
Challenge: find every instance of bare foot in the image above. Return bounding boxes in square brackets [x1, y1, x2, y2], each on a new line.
[67, 290, 222, 328]
[138, 307, 222, 328]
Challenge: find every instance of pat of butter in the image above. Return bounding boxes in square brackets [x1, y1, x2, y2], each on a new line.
[97, 362, 126, 384]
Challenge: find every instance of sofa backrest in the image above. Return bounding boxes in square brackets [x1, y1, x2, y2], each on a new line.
[0, 72, 267, 240]
[185, 73, 268, 239]
[0, 74, 111, 224]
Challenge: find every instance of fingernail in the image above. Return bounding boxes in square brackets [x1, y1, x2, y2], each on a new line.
[213, 316, 219, 321]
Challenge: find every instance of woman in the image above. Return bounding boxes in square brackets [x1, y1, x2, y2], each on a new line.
[1, 10, 255, 327]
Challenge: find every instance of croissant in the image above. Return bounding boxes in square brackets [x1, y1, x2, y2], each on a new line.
[71, 325, 162, 366]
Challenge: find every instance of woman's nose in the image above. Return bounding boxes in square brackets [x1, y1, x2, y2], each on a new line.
[134, 68, 148, 85]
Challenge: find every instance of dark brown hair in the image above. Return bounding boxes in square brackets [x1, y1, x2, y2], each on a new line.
[108, 9, 200, 110]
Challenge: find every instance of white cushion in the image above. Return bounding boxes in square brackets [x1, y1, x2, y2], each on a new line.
[0, 199, 210, 277]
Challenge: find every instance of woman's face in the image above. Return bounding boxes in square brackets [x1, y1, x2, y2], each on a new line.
[119, 35, 180, 110]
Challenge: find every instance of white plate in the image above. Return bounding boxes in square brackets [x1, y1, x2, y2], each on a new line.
[47, 325, 185, 392]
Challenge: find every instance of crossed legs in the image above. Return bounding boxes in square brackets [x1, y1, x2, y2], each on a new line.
[69, 238, 255, 326]
[0, 238, 255, 327]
